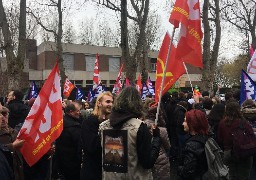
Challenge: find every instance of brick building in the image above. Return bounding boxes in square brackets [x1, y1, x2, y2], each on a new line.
[0, 39, 203, 95]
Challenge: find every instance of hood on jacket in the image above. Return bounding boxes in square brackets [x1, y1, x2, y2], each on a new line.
[109, 110, 138, 129]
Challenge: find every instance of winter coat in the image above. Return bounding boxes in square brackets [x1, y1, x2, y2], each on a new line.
[55, 114, 81, 180]
[144, 119, 170, 180]
[99, 111, 161, 180]
[6, 99, 29, 129]
[177, 134, 208, 180]
[80, 114, 102, 180]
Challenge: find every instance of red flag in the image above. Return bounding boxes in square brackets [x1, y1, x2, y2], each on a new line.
[136, 74, 142, 94]
[93, 53, 100, 90]
[155, 32, 185, 102]
[125, 78, 130, 87]
[112, 64, 124, 95]
[17, 62, 63, 166]
[63, 78, 75, 98]
[169, 0, 203, 68]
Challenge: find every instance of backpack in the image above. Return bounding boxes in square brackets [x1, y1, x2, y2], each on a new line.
[203, 138, 229, 180]
[231, 120, 256, 159]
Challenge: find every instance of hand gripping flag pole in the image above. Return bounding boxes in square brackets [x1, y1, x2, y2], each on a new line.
[155, 29, 176, 126]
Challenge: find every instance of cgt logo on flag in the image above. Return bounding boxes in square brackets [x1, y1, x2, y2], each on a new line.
[17, 62, 63, 166]
[63, 78, 75, 98]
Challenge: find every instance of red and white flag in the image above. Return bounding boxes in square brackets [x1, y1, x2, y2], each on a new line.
[136, 74, 142, 94]
[63, 78, 75, 98]
[169, 0, 203, 68]
[93, 53, 100, 90]
[112, 64, 123, 95]
[247, 50, 256, 81]
[17, 62, 63, 166]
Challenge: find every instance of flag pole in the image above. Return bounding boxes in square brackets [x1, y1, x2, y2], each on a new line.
[183, 62, 194, 92]
[155, 29, 176, 126]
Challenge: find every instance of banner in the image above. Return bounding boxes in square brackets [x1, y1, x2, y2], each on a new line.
[147, 76, 155, 96]
[93, 53, 100, 90]
[18, 62, 63, 166]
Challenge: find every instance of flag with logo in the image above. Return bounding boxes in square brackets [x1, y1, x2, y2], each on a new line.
[17, 61, 63, 166]
[124, 77, 130, 87]
[136, 74, 142, 94]
[93, 53, 100, 90]
[247, 50, 256, 81]
[169, 0, 203, 68]
[94, 83, 105, 97]
[76, 87, 84, 100]
[28, 81, 39, 99]
[240, 69, 256, 105]
[87, 88, 94, 102]
[147, 76, 155, 96]
[155, 32, 185, 102]
[141, 83, 149, 101]
[63, 78, 75, 98]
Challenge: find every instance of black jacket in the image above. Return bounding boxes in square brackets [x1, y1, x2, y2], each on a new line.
[80, 114, 102, 180]
[55, 114, 81, 179]
[178, 134, 208, 180]
[7, 99, 29, 128]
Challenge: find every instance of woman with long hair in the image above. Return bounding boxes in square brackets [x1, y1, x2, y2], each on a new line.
[218, 101, 253, 180]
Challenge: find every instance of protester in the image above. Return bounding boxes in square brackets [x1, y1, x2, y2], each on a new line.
[80, 91, 113, 180]
[99, 86, 161, 179]
[177, 109, 209, 180]
[6, 90, 30, 129]
[218, 101, 253, 179]
[55, 102, 82, 180]
[144, 105, 170, 180]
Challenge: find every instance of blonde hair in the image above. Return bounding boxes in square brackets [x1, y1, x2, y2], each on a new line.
[92, 91, 113, 117]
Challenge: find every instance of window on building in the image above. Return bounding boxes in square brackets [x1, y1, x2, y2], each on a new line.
[109, 57, 120, 72]
[86, 80, 93, 87]
[63, 54, 74, 70]
[150, 58, 157, 72]
[85, 56, 96, 72]
[70, 80, 83, 87]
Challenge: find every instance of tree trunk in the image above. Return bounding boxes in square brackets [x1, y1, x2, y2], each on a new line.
[56, 0, 66, 86]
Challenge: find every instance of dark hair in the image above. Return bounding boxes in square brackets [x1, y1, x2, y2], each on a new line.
[65, 102, 77, 113]
[187, 92, 193, 99]
[225, 92, 233, 102]
[112, 86, 143, 118]
[202, 91, 209, 97]
[224, 101, 243, 125]
[207, 103, 225, 126]
[185, 109, 209, 135]
[12, 90, 24, 101]
[202, 97, 213, 110]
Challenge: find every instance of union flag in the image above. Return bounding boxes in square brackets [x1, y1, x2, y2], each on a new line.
[63, 78, 75, 98]
[17, 61, 63, 166]
[155, 32, 185, 102]
[169, 0, 203, 68]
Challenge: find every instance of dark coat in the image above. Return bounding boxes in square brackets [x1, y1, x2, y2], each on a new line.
[80, 114, 102, 180]
[6, 99, 29, 129]
[178, 134, 208, 180]
[55, 114, 81, 180]
[0, 145, 14, 180]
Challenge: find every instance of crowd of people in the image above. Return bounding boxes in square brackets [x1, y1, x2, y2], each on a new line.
[0, 87, 255, 180]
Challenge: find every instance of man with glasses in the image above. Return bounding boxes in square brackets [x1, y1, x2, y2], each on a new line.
[55, 101, 82, 180]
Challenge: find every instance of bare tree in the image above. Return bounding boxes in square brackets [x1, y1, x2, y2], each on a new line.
[99, 0, 151, 83]
[0, 0, 27, 90]
[63, 21, 76, 44]
[201, 0, 221, 93]
[222, 0, 256, 51]
[27, 0, 66, 83]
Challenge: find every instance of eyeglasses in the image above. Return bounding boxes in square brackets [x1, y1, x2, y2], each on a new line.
[1, 112, 9, 117]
